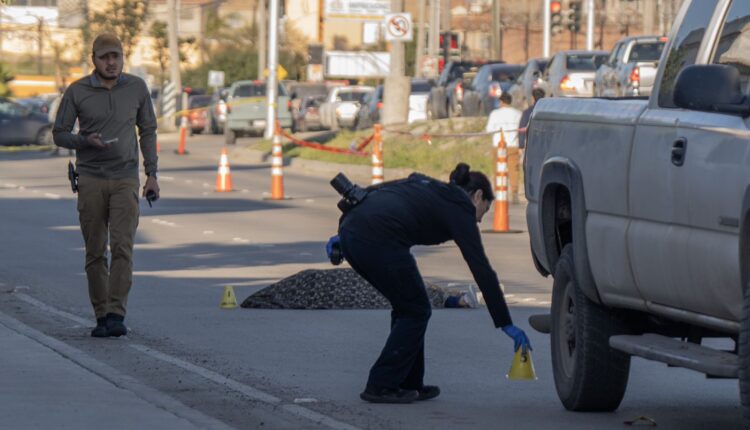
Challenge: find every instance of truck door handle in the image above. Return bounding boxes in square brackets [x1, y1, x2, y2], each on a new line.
[671, 138, 687, 166]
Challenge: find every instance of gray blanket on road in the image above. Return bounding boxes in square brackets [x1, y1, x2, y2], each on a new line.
[240, 268, 449, 309]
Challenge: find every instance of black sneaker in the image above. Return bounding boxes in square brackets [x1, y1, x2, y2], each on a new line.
[415, 385, 440, 401]
[105, 313, 127, 337]
[360, 387, 418, 404]
[90, 317, 108, 338]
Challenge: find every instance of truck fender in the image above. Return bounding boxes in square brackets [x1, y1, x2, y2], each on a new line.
[741, 186, 750, 293]
[539, 157, 602, 304]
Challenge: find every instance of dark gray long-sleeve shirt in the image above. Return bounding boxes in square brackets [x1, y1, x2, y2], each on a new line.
[339, 174, 513, 328]
[53, 73, 157, 179]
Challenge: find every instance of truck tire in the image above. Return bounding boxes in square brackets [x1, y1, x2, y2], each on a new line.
[551, 244, 630, 411]
[739, 287, 750, 428]
[431, 89, 448, 119]
[224, 128, 236, 145]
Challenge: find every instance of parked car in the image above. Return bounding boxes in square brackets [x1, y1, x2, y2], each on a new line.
[15, 97, 52, 117]
[292, 95, 326, 132]
[461, 63, 524, 116]
[427, 61, 498, 119]
[594, 35, 668, 98]
[540, 50, 608, 98]
[206, 89, 228, 135]
[187, 94, 212, 135]
[288, 83, 329, 132]
[524, 0, 750, 421]
[224, 80, 292, 144]
[319, 85, 374, 130]
[407, 78, 433, 123]
[507, 58, 549, 109]
[0, 97, 52, 146]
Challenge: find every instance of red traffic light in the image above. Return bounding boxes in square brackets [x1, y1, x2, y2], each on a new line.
[551, 1, 562, 14]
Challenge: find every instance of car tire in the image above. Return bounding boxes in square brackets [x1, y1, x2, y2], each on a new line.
[432, 92, 448, 119]
[224, 128, 237, 145]
[739, 286, 750, 428]
[551, 244, 630, 412]
[35, 126, 52, 146]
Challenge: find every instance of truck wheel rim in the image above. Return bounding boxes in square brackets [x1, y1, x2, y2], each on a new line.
[559, 280, 577, 378]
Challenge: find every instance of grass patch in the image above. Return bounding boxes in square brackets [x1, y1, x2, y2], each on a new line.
[0, 145, 53, 153]
[246, 118, 496, 180]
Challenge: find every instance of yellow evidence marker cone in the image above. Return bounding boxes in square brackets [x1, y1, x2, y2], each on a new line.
[506, 349, 537, 380]
[220, 286, 238, 309]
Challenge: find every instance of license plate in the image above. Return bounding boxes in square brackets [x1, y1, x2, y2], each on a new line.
[253, 120, 266, 128]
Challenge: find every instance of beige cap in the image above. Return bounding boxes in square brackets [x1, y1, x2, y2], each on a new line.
[92, 33, 123, 57]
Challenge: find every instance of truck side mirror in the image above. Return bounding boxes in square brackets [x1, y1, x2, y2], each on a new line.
[674, 64, 750, 116]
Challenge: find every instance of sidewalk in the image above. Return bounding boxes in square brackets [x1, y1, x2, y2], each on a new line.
[0, 312, 230, 430]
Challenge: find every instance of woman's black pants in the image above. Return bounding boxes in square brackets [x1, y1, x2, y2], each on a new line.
[340, 229, 432, 391]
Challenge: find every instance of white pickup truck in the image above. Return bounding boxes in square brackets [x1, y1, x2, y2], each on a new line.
[524, 0, 750, 422]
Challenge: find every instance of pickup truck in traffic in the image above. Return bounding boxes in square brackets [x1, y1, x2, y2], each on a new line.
[524, 0, 750, 422]
[224, 80, 292, 145]
[594, 35, 667, 98]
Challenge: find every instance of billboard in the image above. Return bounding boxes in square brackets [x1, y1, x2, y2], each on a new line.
[325, 0, 390, 19]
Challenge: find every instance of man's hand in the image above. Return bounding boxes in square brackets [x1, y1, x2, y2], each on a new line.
[86, 133, 110, 150]
[142, 175, 160, 200]
[502, 324, 532, 353]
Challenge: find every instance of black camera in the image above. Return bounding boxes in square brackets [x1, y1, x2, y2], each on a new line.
[330, 173, 368, 213]
[145, 190, 159, 208]
[67, 161, 78, 193]
[329, 241, 344, 265]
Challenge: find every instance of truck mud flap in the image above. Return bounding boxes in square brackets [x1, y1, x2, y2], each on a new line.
[528, 314, 551, 334]
[610, 334, 738, 378]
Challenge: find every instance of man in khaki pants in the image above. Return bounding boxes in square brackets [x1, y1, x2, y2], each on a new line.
[53, 33, 159, 337]
[485, 92, 523, 203]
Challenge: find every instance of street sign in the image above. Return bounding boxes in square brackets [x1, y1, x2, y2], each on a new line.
[384, 13, 413, 42]
[208, 70, 225, 88]
[263, 65, 288, 81]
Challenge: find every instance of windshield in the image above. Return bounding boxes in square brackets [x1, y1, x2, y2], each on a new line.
[235, 84, 287, 98]
[338, 91, 370, 103]
[566, 54, 606, 70]
[188, 96, 212, 108]
[629, 42, 666, 62]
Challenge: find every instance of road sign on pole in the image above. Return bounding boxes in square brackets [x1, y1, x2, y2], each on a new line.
[208, 70, 225, 88]
[384, 13, 413, 42]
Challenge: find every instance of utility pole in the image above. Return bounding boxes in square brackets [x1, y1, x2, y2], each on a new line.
[264, 0, 279, 140]
[543, 0, 550, 57]
[166, 0, 181, 132]
[586, 0, 594, 50]
[643, 0, 655, 34]
[491, 0, 501, 60]
[257, 0, 266, 79]
[382, 0, 409, 125]
[415, 0, 426, 77]
[36, 17, 45, 75]
[427, 0, 440, 77]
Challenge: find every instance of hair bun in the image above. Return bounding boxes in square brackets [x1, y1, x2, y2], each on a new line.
[449, 163, 471, 186]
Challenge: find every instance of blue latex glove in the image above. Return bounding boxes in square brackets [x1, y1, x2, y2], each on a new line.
[502, 324, 532, 353]
[325, 235, 340, 259]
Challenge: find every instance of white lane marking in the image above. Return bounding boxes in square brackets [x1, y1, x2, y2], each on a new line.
[18, 186, 26, 190]
[505, 294, 515, 298]
[538, 301, 551, 305]
[305, 199, 315, 203]
[160, 175, 175, 181]
[203, 230, 214, 235]
[4, 183, 17, 188]
[151, 218, 178, 227]
[294, 398, 318, 404]
[240, 189, 249, 194]
[131, 345, 361, 430]
[521, 298, 536, 302]
[14, 293, 91, 326]
[44, 193, 61, 199]
[202, 183, 210, 188]
[12, 291, 360, 430]
[232, 237, 249, 243]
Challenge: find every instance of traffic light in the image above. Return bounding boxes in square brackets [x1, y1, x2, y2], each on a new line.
[550, 1, 563, 36]
[568, 1, 582, 34]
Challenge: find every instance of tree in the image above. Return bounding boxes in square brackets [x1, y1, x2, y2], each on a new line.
[0, 62, 13, 97]
[150, 21, 169, 87]
[89, 0, 149, 61]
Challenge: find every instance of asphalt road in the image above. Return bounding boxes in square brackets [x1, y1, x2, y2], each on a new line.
[0, 133, 741, 429]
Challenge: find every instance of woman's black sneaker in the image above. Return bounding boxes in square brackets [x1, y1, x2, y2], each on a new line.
[105, 313, 127, 337]
[90, 317, 108, 338]
[360, 387, 418, 404]
[415, 385, 440, 401]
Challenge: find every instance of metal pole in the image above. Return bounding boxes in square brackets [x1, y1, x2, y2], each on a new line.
[586, 0, 594, 50]
[415, 0, 426, 77]
[265, 0, 279, 140]
[166, 0, 181, 132]
[382, 0, 409, 125]
[257, 0, 266, 79]
[492, 0, 501, 59]
[543, 0, 551, 57]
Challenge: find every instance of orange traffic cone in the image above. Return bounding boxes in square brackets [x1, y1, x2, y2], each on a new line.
[492, 130, 509, 232]
[270, 120, 285, 199]
[176, 115, 188, 155]
[216, 147, 233, 192]
[372, 124, 384, 185]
